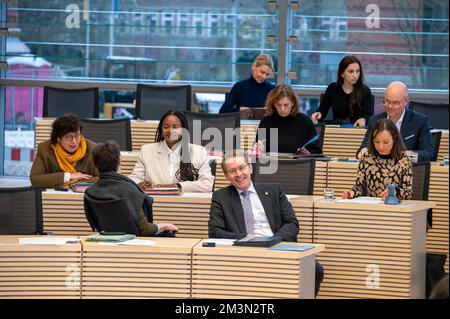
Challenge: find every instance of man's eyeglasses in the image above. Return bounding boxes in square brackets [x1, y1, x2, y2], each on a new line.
[383, 99, 403, 107]
[225, 164, 249, 176]
[61, 133, 81, 142]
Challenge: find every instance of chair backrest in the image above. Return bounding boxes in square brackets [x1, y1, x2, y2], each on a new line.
[209, 159, 217, 192]
[315, 122, 326, 150]
[252, 158, 316, 195]
[183, 111, 241, 153]
[135, 84, 192, 120]
[411, 161, 431, 201]
[83, 193, 140, 235]
[43, 86, 99, 118]
[0, 186, 43, 235]
[240, 108, 268, 120]
[80, 118, 132, 151]
[409, 101, 449, 129]
[431, 130, 442, 162]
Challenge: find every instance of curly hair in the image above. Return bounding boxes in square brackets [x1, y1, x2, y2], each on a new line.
[155, 110, 199, 182]
[50, 113, 82, 145]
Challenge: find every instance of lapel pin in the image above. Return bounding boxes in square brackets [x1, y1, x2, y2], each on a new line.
[265, 192, 269, 196]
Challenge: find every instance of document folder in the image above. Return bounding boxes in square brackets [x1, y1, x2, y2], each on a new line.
[233, 236, 281, 247]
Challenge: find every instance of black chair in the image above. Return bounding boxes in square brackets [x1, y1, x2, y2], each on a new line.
[83, 193, 140, 235]
[209, 159, 217, 192]
[240, 107, 268, 120]
[409, 101, 449, 129]
[315, 122, 326, 150]
[0, 186, 44, 235]
[411, 161, 432, 230]
[252, 158, 316, 195]
[411, 161, 431, 201]
[183, 111, 241, 153]
[431, 130, 442, 162]
[80, 118, 132, 151]
[43, 86, 99, 118]
[135, 84, 191, 120]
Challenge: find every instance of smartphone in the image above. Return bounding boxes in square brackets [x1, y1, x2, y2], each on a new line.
[202, 242, 216, 247]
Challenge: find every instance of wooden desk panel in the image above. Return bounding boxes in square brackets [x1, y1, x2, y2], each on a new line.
[428, 165, 449, 272]
[436, 130, 449, 162]
[0, 236, 81, 299]
[191, 240, 324, 299]
[81, 237, 199, 299]
[314, 200, 431, 299]
[322, 127, 366, 158]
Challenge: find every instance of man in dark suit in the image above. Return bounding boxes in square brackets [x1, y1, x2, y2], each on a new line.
[208, 149, 323, 296]
[357, 81, 434, 162]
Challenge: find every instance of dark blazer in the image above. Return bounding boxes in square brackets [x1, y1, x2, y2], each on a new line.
[358, 109, 434, 162]
[208, 183, 299, 242]
[84, 171, 158, 236]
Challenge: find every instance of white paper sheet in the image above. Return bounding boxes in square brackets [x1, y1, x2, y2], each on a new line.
[335, 197, 384, 204]
[19, 237, 80, 245]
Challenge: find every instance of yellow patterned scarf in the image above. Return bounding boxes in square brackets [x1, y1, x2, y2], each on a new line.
[52, 136, 88, 185]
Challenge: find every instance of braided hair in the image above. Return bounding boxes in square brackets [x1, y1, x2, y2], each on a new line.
[155, 110, 199, 182]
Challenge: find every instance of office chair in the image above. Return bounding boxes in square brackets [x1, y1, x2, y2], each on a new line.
[80, 118, 132, 151]
[252, 158, 316, 195]
[411, 161, 431, 201]
[409, 101, 449, 129]
[183, 111, 241, 153]
[43, 86, 99, 118]
[315, 122, 326, 150]
[83, 193, 140, 235]
[240, 107, 268, 120]
[0, 186, 45, 235]
[209, 159, 217, 192]
[431, 130, 442, 162]
[135, 84, 191, 120]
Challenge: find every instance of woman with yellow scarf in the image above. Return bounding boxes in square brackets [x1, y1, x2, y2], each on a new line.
[30, 114, 99, 188]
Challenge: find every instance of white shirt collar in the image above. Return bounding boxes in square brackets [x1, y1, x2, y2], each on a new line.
[236, 182, 256, 196]
[163, 140, 181, 155]
[387, 108, 406, 129]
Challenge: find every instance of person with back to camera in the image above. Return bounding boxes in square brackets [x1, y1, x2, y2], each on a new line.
[219, 53, 275, 113]
[311, 55, 372, 128]
[342, 118, 413, 200]
[254, 83, 322, 155]
[84, 141, 178, 236]
[128, 110, 214, 192]
[30, 113, 99, 188]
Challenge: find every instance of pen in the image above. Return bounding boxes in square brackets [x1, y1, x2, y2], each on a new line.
[404, 134, 414, 140]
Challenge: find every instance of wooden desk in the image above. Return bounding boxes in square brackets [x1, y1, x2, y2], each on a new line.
[314, 199, 433, 299]
[35, 118, 449, 161]
[42, 191, 317, 244]
[324, 161, 449, 273]
[80, 237, 200, 299]
[0, 235, 81, 299]
[191, 240, 325, 299]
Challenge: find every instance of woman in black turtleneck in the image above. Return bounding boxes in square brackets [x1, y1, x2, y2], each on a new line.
[255, 84, 322, 154]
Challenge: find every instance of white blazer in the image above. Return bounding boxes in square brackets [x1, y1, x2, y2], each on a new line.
[128, 141, 214, 193]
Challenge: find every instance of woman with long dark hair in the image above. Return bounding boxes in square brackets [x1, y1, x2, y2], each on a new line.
[311, 55, 373, 128]
[129, 110, 214, 192]
[341, 118, 413, 200]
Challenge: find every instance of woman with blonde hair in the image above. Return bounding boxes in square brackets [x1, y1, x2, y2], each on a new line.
[219, 53, 275, 113]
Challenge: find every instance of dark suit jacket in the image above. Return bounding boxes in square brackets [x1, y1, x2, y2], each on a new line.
[358, 109, 434, 162]
[84, 171, 158, 236]
[208, 183, 299, 242]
